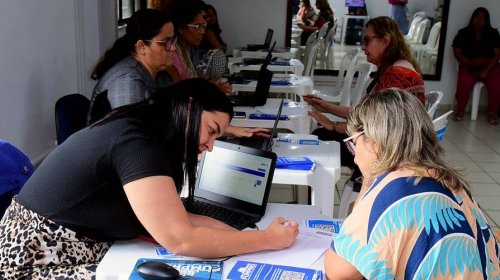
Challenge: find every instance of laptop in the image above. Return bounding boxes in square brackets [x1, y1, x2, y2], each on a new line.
[229, 42, 276, 107]
[183, 140, 277, 230]
[224, 99, 284, 151]
[246, 28, 274, 51]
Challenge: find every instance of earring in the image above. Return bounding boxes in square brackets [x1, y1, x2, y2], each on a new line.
[371, 160, 380, 173]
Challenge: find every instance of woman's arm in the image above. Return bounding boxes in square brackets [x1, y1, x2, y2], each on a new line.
[324, 249, 364, 280]
[453, 47, 473, 67]
[124, 176, 299, 258]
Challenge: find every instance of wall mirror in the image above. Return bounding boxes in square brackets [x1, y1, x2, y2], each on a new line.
[286, 0, 450, 81]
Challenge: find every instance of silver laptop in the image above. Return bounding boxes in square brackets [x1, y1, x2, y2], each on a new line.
[183, 141, 277, 230]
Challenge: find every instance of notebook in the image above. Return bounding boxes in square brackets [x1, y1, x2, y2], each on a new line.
[183, 140, 277, 230]
[224, 99, 284, 151]
[246, 28, 274, 51]
[230, 42, 276, 107]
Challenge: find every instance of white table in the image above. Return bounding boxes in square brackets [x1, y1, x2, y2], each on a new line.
[231, 74, 313, 102]
[231, 98, 312, 134]
[96, 203, 330, 279]
[272, 139, 341, 217]
[233, 48, 295, 60]
[228, 58, 304, 75]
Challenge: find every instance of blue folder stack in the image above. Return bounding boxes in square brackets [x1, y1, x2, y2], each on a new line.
[276, 156, 315, 171]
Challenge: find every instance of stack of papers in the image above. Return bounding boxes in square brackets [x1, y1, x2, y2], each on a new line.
[276, 156, 315, 171]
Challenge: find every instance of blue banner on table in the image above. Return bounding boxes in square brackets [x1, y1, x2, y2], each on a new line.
[129, 258, 223, 280]
[227, 260, 323, 280]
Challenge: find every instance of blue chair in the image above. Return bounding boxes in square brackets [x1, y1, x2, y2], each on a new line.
[55, 93, 90, 144]
[0, 140, 34, 216]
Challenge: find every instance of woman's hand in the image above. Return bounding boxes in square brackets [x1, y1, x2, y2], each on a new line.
[303, 94, 333, 113]
[263, 217, 299, 250]
[224, 126, 270, 138]
[308, 111, 335, 130]
[209, 78, 232, 96]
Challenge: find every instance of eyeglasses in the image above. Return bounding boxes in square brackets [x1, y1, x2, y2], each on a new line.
[362, 35, 379, 46]
[145, 37, 177, 51]
[343, 131, 364, 155]
[186, 22, 208, 32]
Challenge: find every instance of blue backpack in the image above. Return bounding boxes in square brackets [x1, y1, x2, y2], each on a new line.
[0, 140, 34, 216]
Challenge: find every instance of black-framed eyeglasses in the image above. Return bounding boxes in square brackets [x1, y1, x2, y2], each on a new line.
[186, 22, 208, 32]
[343, 131, 364, 155]
[145, 37, 177, 51]
[362, 35, 379, 46]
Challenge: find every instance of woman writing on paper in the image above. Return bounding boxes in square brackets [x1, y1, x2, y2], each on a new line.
[0, 79, 299, 279]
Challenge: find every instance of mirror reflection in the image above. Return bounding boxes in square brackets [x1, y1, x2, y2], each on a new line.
[289, 0, 448, 79]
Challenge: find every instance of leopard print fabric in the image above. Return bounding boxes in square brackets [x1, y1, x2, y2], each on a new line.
[0, 199, 112, 279]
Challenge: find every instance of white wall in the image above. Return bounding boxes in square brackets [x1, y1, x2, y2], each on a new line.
[205, 0, 288, 53]
[1, 0, 499, 161]
[0, 0, 114, 161]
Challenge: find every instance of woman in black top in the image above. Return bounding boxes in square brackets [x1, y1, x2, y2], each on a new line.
[0, 79, 299, 279]
[452, 7, 500, 125]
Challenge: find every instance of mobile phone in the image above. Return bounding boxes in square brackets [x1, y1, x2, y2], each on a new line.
[234, 111, 246, 118]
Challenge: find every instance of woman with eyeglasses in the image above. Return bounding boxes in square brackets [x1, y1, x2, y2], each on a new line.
[0, 79, 299, 279]
[88, 9, 178, 124]
[304, 16, 424, 195]
[171, 0, 270, 138]
[324, 88, 500, 279]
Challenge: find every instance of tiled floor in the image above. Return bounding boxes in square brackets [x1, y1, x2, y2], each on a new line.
[333, 110, 500, 228]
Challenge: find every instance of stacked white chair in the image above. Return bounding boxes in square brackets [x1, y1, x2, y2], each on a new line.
[405, 16, 424, 41]
[302, 37, 323, 79]
[407, 18, 430, 45]
[424, 90, 443, 119]
[413, 22, 441, 73]
[316, 25, 336, 69]
[313, 48, 364, 103]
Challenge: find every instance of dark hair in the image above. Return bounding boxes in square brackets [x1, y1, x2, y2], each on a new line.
[91, 9, 171, 80]
[94, 78, 234, 197]
[315, 0, 333, 16]
[205, 4, 222, 35]
[171, 0, 206, 36]
[301, 0, 312, 9]
[468, 7, 493, 30]
[366, 16, 420, 75]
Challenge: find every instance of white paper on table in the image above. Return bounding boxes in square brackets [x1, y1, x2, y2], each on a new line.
[237, 227, 333, 268]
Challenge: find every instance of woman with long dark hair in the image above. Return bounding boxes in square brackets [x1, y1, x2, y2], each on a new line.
[88, 9, 178, 123]
[452, 7, 500, 125]
[0, 79, 299, 279]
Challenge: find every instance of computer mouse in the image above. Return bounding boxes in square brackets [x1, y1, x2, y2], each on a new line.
[136, 261, 180, 280]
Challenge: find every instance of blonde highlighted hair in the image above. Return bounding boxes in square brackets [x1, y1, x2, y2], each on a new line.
[346, 88, 468, 192]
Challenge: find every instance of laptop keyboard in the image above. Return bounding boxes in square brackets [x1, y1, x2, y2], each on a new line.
[182, 197, 257, 230]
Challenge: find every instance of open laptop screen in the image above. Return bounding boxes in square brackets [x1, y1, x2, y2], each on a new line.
[196, 142, 275, 206]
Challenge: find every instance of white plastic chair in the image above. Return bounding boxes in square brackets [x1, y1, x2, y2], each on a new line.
[425, 90, 443, 119]
[302, 37, 323, 79]
[407, 18, 430, 45]
[470, 81, 485, 121]
[405, 16, 423, 40]
[312, 49, 364, 103]
[433, 110, 453, 144]
[317, 26, 336, 69]
[338, 179, 357, 218]
[412, 22, 441, 70]
[342, 62, 376, 107]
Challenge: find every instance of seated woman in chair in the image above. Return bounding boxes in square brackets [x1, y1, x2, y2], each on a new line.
[452, 7, 500, 125]
[324, 88, 500, 279]
[304, 16, 424, 191]
[297, 0, 333, 46]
